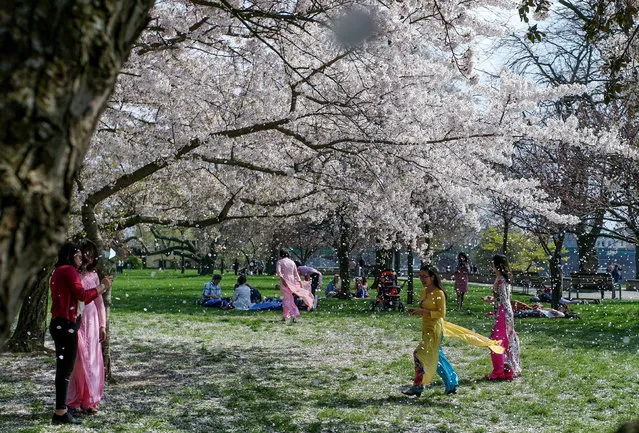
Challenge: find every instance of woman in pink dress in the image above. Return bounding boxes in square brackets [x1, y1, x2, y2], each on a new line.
[276, 249, 314, 322]
[454, 252, 470, 311]
[66, 239, 107, 414]
[484, 254, 521, 380]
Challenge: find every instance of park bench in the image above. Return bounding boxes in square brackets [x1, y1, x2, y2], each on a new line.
[568, 273, 620, 299]
[511, 271, 537, 295]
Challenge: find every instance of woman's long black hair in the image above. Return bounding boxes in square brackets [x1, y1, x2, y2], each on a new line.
[55, 241, 80, 268]
[492, 254, 511, 284]
[457, 252, 468, 267]
[420, 264, 447, 298]
[78, 238, 100, 272]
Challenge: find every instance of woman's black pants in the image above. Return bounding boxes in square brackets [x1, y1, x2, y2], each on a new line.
[49, 317, 78, 410]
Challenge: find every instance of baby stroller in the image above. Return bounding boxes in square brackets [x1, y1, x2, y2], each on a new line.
[369, 269, 405, 312]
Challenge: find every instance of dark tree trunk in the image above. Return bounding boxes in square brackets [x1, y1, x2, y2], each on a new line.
[575, 210, 604, 273]
[407, 246, 415, 304]
[337, 215, 351, 293]
[393, 248, 401, 275]
[5, 265, 52, 352]
[371, 246, 393, 291]
[549, 233, 565, 309]
[0, 0, 154, 349]
[502, 219, 509, 255]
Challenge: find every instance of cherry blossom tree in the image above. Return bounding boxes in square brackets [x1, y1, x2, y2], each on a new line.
[4, 0, 628, 349]
[0, 0, 154, 348]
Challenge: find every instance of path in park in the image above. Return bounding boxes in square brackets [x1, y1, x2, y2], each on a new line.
[444, 279, 639, 301]
[511, 285, 639, 301]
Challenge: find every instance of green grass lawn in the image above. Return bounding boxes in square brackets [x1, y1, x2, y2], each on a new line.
[1, 269, 638, 433]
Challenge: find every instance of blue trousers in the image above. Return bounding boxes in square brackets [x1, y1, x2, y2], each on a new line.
[437, 347, 459, 392]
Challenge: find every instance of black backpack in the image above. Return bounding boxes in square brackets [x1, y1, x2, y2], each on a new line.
[250, 287, 263, 303]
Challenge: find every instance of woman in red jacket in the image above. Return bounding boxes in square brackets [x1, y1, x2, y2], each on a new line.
[49, 242, 111, 425]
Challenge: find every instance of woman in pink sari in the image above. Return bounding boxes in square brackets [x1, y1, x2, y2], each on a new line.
[67, 239, 107, 414]
[276, 249, 314, 322]
[484, 254, 521, 380]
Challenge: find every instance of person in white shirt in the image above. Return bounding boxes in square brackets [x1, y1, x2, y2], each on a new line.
[232, 275, 254, 310]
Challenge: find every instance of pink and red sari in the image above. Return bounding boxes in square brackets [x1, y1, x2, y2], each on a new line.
[276, 257, 314, 319]
[487, 277, 521, 380]
[66, 271, 105, 410]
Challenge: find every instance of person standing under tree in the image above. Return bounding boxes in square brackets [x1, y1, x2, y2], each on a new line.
[49, 242, 111, 425]
[296, 263, 322, 309]
[276, 250, 314, 322]
[232, 259, 239, 275]
[454, 252, 470, 311]
[66, 239, 107, 415]
[483, 254, 521, 380]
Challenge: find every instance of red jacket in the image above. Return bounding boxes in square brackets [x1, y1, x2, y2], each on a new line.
[50, 265, 99, 322]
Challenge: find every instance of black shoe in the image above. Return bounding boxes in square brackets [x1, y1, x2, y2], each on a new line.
[52, 412, 83, 425]
[67, 407, 84, 418]
[445, 386, 458, 395]
[401, 386, 424, 397]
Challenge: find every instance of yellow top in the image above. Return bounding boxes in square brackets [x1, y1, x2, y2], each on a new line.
[419, 288, 504, 354]
[420, 288, 446, 319]
[419, 288, 446, 337]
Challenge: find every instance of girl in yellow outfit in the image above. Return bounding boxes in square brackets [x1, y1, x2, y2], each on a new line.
[403, 266, 504, 397]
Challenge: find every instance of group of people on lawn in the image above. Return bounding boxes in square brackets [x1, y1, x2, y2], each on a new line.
[48, 240, 520, 427]
[201, 250, 321, 317]
[203, 255, 375, 313]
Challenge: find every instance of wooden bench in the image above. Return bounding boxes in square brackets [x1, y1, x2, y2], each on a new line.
[569, 273, 619, 299]
[511, 272, 535, 295]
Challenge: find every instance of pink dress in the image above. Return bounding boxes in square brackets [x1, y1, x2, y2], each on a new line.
[488, 277, 521, 379]
[276, 257, 314, 318]
[66, 270, 106, 410]
[454, 264, 469, 294]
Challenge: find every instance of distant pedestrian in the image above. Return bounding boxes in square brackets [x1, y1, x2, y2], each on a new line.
[232, 259, 239, 276]
[358, 257, 365, 277]
[454, 252, 470, 311]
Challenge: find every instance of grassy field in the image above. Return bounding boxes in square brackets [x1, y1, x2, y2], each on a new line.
[0, 269, 638, 433]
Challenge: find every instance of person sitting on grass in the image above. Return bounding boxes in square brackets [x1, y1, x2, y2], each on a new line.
[325, 274, 340, 297]
[354, 277, 369, 298]
[232, 275, 254, 310]
[202, 274, 231, 308]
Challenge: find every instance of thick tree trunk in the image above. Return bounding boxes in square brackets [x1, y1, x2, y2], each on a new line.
[371, 246, 393, 292]
[549, 233, 565, 309]
[0, 1, 154, 349]
[502, 219, 509, 255]
[393, 248, 401, 275]
[575, 210, 604, 273]
[5, 265, 52, 352]
[337, 216, 351, 293]
[406, 246, 415, 304]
